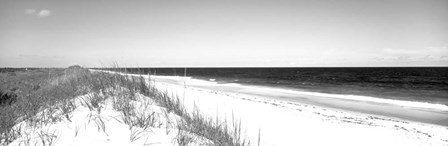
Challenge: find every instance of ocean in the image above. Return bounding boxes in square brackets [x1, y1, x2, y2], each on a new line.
[107, 67, 448, 106]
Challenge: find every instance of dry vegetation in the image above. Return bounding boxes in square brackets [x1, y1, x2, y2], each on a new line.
[0, 66, 250, 146]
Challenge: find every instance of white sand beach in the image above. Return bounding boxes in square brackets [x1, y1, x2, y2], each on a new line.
[149, 75, 448, 146]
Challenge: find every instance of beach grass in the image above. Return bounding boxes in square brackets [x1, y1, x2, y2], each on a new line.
[0, 66, 251, 145]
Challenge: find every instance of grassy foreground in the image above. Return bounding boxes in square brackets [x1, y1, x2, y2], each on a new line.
[0, 66, 250, 146]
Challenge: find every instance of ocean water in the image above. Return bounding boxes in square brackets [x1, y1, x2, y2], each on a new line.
[112, 67, 448, 105]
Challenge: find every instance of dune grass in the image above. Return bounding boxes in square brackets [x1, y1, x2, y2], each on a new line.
[104, 69, 252, 145]
[1, 67, 251, 146]
[1, 68, 68, 144]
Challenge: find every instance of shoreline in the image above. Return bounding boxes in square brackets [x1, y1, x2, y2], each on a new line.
[191, 75, 448, 106]
[148, 75, 448, 127]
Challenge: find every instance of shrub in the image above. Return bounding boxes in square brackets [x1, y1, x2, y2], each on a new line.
[0, 89, 17, 106]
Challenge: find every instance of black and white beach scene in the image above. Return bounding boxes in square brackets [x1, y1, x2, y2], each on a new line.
[1, 0, 448, 145]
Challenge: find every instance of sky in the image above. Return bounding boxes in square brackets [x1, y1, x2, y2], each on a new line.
[1, 0, 447, 67]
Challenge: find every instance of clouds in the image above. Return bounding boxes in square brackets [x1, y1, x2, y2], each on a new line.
[380, 46, 448, 58]
[38, 10, 51, 17]
[365, 46, 448, 66]
[25, 9, 52, 17]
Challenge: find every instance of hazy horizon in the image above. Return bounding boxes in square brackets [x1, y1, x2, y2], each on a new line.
[1, 0, 447, 67]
